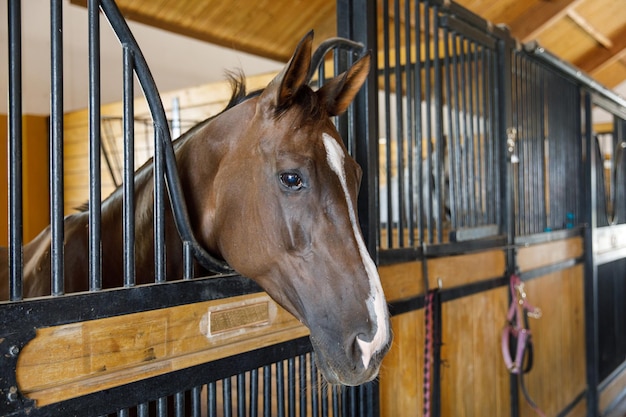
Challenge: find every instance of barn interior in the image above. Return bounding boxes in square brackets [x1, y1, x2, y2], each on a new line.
[1, 0, 626, 416]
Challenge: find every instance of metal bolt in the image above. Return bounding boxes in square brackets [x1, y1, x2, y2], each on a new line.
[7, 386, 18, 402]
[8, 345, 19, 357]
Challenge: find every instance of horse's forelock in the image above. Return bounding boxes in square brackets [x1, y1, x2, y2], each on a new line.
[271, 86, 323, 122]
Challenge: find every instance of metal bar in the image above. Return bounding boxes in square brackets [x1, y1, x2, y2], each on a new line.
[287, 359, 295, 417]
[122, 45, 135, 287]
[250, 368, 259, 417]
[137, 402, 148, 417]
[393, 0, 405, 247]
[222, 377, 232, 417]
[88, 0, 101, 291]
[207, 381, 217, 417]
[8, 0, 23, 301]
[276, 362, 285, 417]
[191, 386, 201, 417]
[154, 126, 166, 282]
[433, 4, 444, 242]
[156, 396, 166, 417]
[50, 0, 64, 296]
[424, 4, 434, 244]
[310, 355, 319, 417]
[174, 391, 184, 417]
[237, 373, 246, 417]
[298, 355, 306, 417]
[382, 0, 393, 248]
[263, 365, 271, 417]
[404, 0, 415, 246]
[415, 1, 424, 243]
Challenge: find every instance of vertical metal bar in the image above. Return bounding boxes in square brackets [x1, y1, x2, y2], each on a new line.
[287, 359, 295, 417]
[310, 355, 319, 417]
[393, 0, 405, 247]
[156, 396, 166, 417]
[424, 3, 434, 244]
[466, 39, 477, 228]
[298, 355, 306, 417]
[137, 402, 148, 417]
[237, 373, 246, 417]
[443, 25, 457, 230]
[276, 361, 285, 417]
[88, 0, 101, 291]
[433, 4, 444, 243]
[154, 127, 166, 282]
[191, 386, 201, 417]
[122, 45, 135, 287]
[382, 0, 393, 248]
[415, 1, 424, 243]
[208, 382, 217, 417]
[332, 385, 340, 417]
[7, 0, 23, 301]
[250, 369, 259, 417]
[223, 377, 232, 417]
[50, 0, 65, 296]
[404, 0, 415, 246]
[263, 365, 271, 417]
[174, 391, 184, 417]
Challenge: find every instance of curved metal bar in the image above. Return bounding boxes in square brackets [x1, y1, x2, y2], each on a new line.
[99, 0, 232, 274]
[307, 37, 366, 83]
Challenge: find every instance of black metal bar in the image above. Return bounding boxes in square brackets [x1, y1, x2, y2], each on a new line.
[263, 365, 271, 417]
[298, 355, 306, 417]
[122, 45, 135, 287]
[191, 386, 201, 417]
[174, 391, 184, 417]
[250, 368, 259, 417]
[237, 373, 245, 417]
[287, 359, 295, 417]
[275, 362, 284, 417]
[154, 125, 166, 282]
[50, 0, 64, 296]
[223, 377, 232, 417]
[7, 0, 23, 301]
[433, 4, 444, 243]
[207, 381, 217, 417]
[88, 0, 102, 291]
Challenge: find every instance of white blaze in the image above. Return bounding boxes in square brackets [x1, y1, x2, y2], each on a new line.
[322, 133, 389, 369]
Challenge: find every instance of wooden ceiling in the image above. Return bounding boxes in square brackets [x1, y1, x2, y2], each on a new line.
[74, 0, 626, 90]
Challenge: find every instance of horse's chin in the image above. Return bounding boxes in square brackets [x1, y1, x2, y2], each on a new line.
[309, 336, 384, 387]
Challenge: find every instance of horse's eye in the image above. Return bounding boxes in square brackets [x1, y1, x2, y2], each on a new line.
[279, 172, 304, 191]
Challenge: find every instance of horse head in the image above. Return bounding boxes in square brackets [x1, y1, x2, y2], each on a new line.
[195, 32, 391, 385]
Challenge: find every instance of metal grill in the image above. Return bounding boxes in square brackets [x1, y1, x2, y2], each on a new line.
[377, 0, 502, 255]
[511, 52, 581, 236]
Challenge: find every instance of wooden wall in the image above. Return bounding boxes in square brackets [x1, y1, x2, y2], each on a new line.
[0, 114, 50, 245]
[378, 236, 588, 416]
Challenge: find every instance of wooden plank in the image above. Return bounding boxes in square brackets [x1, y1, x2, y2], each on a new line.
[378, 261, 424, 303]
[427, 249, 505, 290]
[379, 309, 424, 417]
[439, 286, 510, 416]
[517, 236, 583, 272]
[16, 293, 307, 406]
[519, 265, 586, 416]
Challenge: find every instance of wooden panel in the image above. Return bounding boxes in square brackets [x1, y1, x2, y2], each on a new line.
[519, 265, 586, 416]
[378, 261, 424, 303]
[379, 309, 424, 417]
[517, 236, 583, 272]
[16, 292, 307, 407]
[427, 250, 505, 290]
[440, 286, 510, 416]
[0, 114, 50, 245]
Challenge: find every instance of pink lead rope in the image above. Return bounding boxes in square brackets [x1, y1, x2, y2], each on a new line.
[501, 274, 546, 417]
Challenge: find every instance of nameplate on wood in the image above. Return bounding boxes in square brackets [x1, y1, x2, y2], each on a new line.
[202, 295, 276, 339]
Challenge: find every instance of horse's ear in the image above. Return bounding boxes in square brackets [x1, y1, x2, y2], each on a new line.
[261, 31, 314, 109]
[316, 52, 371, 117]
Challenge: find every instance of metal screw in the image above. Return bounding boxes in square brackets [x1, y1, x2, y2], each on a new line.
[7, 386, 18, 402]
[8, 345, 19, 357]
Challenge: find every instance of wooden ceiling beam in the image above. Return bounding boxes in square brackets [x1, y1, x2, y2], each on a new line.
[574, 25, 626, 73]
[566, 9, 613, 49]
[506, 0, 584, 42]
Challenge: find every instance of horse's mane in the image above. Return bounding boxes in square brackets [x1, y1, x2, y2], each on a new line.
[74, 71, 263, 213]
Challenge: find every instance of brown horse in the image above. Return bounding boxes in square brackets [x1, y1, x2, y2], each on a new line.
[0, 32, 391, 386]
